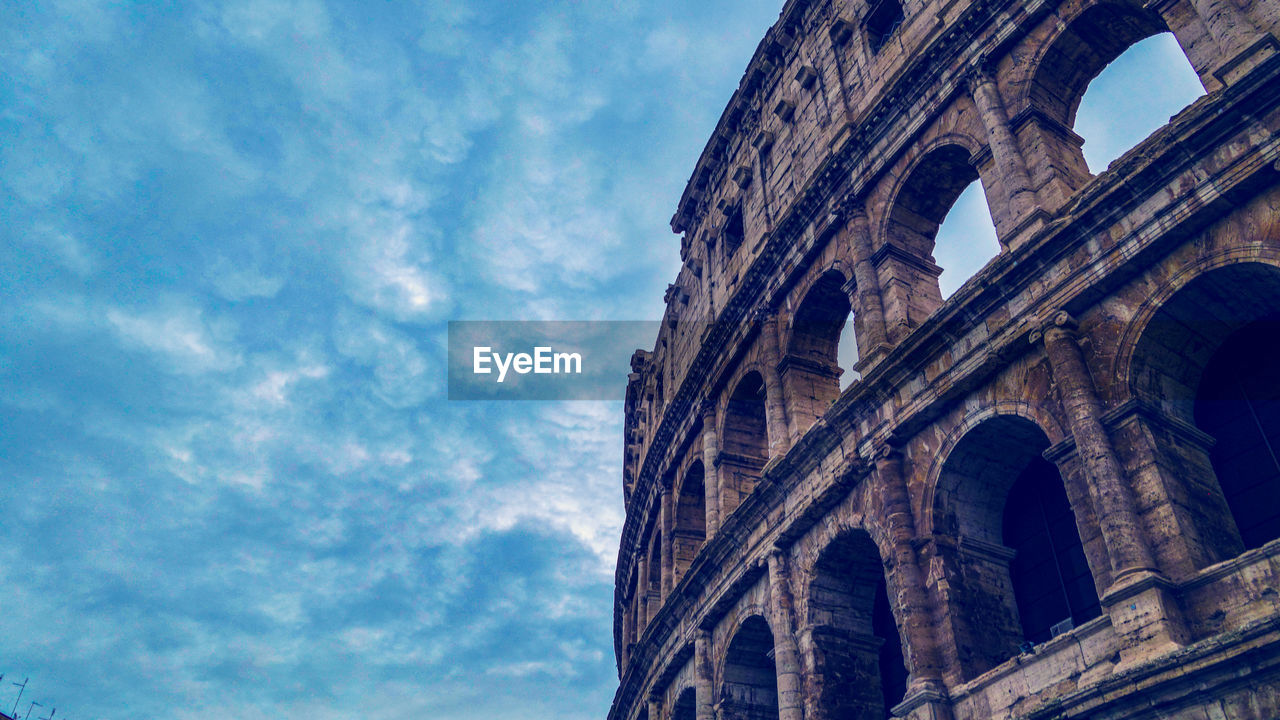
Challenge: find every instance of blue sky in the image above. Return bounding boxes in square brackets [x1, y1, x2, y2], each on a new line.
[0, 2, 1202, 719]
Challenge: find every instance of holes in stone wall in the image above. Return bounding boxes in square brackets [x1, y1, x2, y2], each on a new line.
[721, 616, 779, 720]
[1132, 262, 1280, 560]
[932, 180, 1000, 299]
[807, 530, 907, 719]
[1074, 33, 1205, 172]
[866, 0, 904, 53]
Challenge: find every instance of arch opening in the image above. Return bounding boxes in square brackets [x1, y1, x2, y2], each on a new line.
[674, 461, 708, 583]
[672, 687, 697, 720]
[721, 616, 779, 720]
[807, 530, 907, 719]
[932, 180, 1001, 299]
[1194, 315, 1280, 550]
[1074, 33, 1206, 172]
[786, 270, 855, 434]
[647, 530, 663, 621]
[933, 415, 1100, 676]
[1131, 262, 1280, 562]
[1024, 3, 1204, 201]
[1003, 456, 1102, 643]
[721, 372, 769, 513]
[883, 144, 996, 329]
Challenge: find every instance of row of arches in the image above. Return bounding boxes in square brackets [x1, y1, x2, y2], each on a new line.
[628, 257, 1280, 695]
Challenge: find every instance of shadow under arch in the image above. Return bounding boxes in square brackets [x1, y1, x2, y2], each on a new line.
[671, 686, 697, 720]
[804, 528, 907, 720]
[784, 268, 853, 438]
[1126, 260, 1280, 562]
[930, 414, 1101, 678]
[720, 615, 779, 720]
[673, 460, 707, 584]
[720, 371, 769, 517]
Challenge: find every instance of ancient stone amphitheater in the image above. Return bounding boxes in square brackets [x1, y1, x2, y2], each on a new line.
[609, 0, 1280, 718]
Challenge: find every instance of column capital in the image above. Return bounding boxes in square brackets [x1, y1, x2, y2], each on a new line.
[752, 305, 780, 328]
[964, 55, 998, 93]
[1030, 309, 1078, 344]
[836, 193, 868, 219]
[699, 397, 718, 420]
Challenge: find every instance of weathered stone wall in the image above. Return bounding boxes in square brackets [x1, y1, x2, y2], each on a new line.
[611, 0, 1280, 716]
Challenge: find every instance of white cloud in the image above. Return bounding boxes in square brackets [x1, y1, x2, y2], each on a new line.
[107, 302, 243, 374]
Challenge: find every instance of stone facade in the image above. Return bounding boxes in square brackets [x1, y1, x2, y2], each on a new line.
[609, 0, 1280, 718]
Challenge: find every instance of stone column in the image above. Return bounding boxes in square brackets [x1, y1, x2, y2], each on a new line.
[660, 482, 674, 599]
[767, 551, 806, 720]
[967, 64, 1037, 240]
[1036, 312, 1155, 579]
[648, 697, 663, 720]
[871, 447, 953, 719]
[700, 399, 722, 537]
[845, 203, 891, 366]
[758, 310, 793, 456]
[1184, 0, 1274, 83]
[638, 548, 652, 631]
[1034, 311, 1188, 665]
[872, 447, 946, 691]
[696, 630, 715, 720]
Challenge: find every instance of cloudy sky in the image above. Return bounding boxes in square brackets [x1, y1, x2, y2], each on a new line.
[0, 1, 1203, 718]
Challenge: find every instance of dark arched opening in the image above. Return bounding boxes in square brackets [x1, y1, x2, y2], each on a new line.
[933, 415, 1102, 677]
[1003, 457, 1102, 643]
[648, 530, 663, 621]
[1194, 314, 1280, 550]
[807, 530, 907, 719]
[672, 687, 697, 720]
[721, 616, 779, 720]
[674, 461, 708, 583]
[721, 372, 769, 516]
[1131, 262, 1280, 566]
[786, 270, 853, 434]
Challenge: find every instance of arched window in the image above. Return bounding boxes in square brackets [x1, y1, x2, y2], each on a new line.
[932, 181, 1000, 299]
[934, 415, 1102, 676]
[1003, 456, 1102, 642]
[721, 616, 779, 719]
[883, 144, 997, 331]
[648, 531, 663, 618]
[1194, 314, 1280, 550]
[721, 372, 769, 516]
[1131, 263, 1280, 564]
[807, 531, 908, 719]
[672, 688, 697, 720]
[786, 270, 854, 434]
[1024, 3, 1204, 204]
[1074, 33, 1205, 172]
[674, 461, 708, 582]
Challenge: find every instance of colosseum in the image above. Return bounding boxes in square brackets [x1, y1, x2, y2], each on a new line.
[608, 0, 1280, 718]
